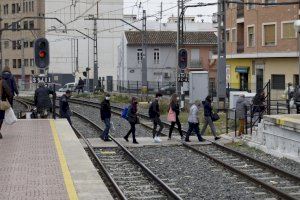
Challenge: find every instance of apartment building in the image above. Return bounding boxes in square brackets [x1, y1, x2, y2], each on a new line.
[0, 0, 45, 86]
[225, 0, 299, 97]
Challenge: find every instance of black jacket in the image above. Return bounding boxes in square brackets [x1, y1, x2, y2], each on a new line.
[0, 80, 12, 101]
[203, 100, 213, 117]
[59, 94, 70, 116]
[34, 86, 54, 110]
[78, 79, 84, 87]
[151, 99, 160, 118]
[2, 71, 18, 96]
[170, 102, 180, 116]
[127, 104, 138, 124]
[100, 100, 111, 120]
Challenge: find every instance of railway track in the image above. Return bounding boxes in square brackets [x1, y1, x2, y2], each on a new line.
[16, 97, 183, 200]
[68, 98, 300, 200]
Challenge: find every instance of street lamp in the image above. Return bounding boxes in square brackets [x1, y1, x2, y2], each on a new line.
[294, 20, 300, 84]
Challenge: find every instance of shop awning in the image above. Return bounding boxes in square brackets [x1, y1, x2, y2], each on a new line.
[235, 67, 249, 73]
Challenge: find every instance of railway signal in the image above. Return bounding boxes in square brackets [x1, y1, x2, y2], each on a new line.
[34, 38, 49, 68]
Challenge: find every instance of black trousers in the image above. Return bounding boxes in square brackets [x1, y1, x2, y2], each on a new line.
[169, 116, 183, 138]
[152, 117, 164, 138]
[125, 122, 136, 141]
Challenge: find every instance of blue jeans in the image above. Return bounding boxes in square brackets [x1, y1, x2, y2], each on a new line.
[186, 123, 203, 141]
[102, 118, 111, 140]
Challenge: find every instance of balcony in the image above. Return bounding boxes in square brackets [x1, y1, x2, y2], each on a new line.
[237, 42, 244, 53]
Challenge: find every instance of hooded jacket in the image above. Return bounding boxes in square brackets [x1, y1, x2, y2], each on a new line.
[2, 71, 18, 96]
[202, 100, 213, 117]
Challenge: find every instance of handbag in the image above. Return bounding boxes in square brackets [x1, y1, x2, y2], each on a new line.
[4, 107, 17, 125]
[211, 113, 220, 122]
[167, 108, 176, 122]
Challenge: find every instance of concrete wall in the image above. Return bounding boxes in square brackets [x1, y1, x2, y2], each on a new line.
[248, 115, 300, 163]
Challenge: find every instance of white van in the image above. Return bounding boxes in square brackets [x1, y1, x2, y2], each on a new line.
[59, 82, 77, 92]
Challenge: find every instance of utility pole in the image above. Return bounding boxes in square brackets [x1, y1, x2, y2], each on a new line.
[21, 39, 25, 89]
[76, 38, 79, 72]
[141, 10, 147, 87]
[93, 18, 98, 91]
[159, 2, 163, 31]
[217, 0, 227, 110]
[177, 0, 185, 108]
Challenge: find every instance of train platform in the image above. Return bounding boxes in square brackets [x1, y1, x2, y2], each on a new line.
[0, 119, 113, 200]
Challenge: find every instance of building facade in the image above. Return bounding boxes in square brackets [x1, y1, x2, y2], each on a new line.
[225, 0, 299, 97]
[118, 31, 217, 89]
[0, 0, 45, 87]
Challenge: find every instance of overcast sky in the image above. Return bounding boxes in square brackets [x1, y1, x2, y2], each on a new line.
[123, 0, 217, 23]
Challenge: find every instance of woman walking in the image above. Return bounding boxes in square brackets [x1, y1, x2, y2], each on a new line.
[168, 94, 183, 140]
[124, 97, 139, 144]
[185, 100, 204, 142]
[200, 96, 220, 141]
[0, 77, 12, 139]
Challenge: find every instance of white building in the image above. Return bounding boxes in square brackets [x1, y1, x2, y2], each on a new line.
[45, 0, 123, 84]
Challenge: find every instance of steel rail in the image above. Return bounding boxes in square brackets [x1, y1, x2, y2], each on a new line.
[69, 97, 300, 200]
[72, 110, 183, 200]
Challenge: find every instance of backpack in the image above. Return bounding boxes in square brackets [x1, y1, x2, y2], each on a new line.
[121, 107, 129, 119]
[148, 102, 155, 118]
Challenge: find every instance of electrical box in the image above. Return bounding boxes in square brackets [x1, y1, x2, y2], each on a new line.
[189, 71, 209, 104]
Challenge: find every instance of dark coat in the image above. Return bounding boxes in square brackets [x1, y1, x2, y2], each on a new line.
[2, 71, 18, 96]
[203, 100, 213, 117]
[0, 80, 12, 119]
[170, 102, 180, 116]
[59, 94, 71, 116]
[34, 87, 54, 110]
[78, 79, 84, 87]
[151, 99, 160, 118]
[252, 93, 265, 113]
[100, 100, 111, 120]
[127, 104, 138, 124]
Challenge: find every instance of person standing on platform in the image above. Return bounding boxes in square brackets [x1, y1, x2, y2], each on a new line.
[236, 94, 249, 137]
[0, 77, 12, 139]
[185, 100, 204, 142]
[124, 97, 139, 144]
[200, 95, 221, 141]
[149, 93, 164, 142]
[100, 93, 112, 142]
[34, 81, 54, 118]
[168, 94, 183, 140]
[59, 90, 72, 125]
[77, 77, 85, 94]
[252, 89, 265, 123]
[283, 82, 294, 109]
[2, 66, 18, 107]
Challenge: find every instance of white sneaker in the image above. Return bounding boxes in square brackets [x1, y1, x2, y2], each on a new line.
[157, 137, 162, 142]
[154, 136, 161, 143]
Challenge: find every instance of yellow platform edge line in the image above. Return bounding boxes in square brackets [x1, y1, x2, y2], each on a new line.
[50, 120, 79, 200]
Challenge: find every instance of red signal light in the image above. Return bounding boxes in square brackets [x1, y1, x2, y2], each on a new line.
[39, 50, 46, 58]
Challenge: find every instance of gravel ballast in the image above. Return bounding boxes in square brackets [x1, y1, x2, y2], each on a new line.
[130, 145, 275, 200]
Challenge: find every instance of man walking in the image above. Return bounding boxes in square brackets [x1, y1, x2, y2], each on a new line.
[77, 77, 85, 94]
[100, 93, 112, 141]
[149, 93, 164, 142]
[2, 66, 18, 107]
[59, 90, 72, 125]
[34, 81, 54, 118]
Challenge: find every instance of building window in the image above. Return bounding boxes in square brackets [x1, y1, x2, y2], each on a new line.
[3, 4, 9, 15]
[13, 59, 17, 68]
[190, 49, 201, 68]
[23, 41, 29, 48]
[24, 59, 29, 67]
[29, 20, 34, 29]
[12, 41, 17, 50]
[154, 48, 159, 64]
[23, 21, 28, 29]
[17, 40, 22, 50]
[294, 75, 299, 87]
[23, 1, 25, 12]
[226, 30, 230, 42]
[4, 23, 9, 29]
[247, 0, 255, 9]
[263, 23, 276, 46]
[31, 1, 34, 12]
[137, 49, 143, 64]
[4, 59, 9, 68]
[12, 4, 16, 14]
[30, 59, 34, 67]
[282, 22, 296, 39]
[25, 2, 28, 12]
[4, 41, 9, 49]
[231, 28, 237, 42]
[271, 74, 285, 90]
[17, 59, 21, 68]
[248, 26, 255, 47]
[28, 2, 31, 12]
